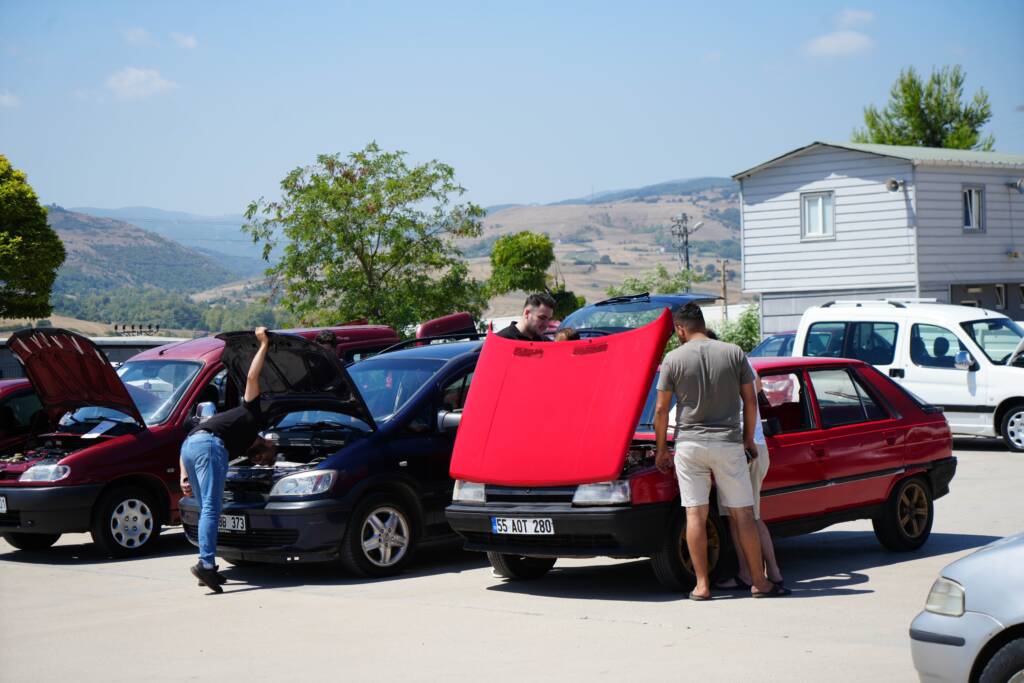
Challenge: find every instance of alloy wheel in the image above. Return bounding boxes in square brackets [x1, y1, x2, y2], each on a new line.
[1006, 409, 1024, 450]
[679, 518, 721, 574]
[897, 483, 930, 538]
[109, 498, 154, 549]
[360, 506, 410, 568]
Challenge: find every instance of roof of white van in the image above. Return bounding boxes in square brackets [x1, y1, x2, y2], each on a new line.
[803, 301, 1009, 325]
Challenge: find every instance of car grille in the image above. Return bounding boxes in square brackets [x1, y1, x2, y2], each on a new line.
[462, 531, 619, 550]
[0, 511, 21, 527]
[485, 486, 577, 504]
[183, 523, 299, 549]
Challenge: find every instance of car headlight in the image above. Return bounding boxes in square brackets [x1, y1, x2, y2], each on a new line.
[572, 480, 631, 506]
[925, 577, 965, 617]
[452, 480, 486, 505]
[269, 470, 336, 497]
[19, 464, 71, 482]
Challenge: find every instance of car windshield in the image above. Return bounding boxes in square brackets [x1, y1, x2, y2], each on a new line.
[59, 360, 202, 427]
[560, 300, 672, 331]
[959, 318, 1024, 365]
[348, 357, 445, 422]
[636, 372, 676, 428]
[270, 409, 371, 433]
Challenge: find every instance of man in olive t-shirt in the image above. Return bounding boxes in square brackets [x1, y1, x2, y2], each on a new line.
[653, 304, 789, 600]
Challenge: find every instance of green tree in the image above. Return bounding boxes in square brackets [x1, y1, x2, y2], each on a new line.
[243, 143, 488, 332]
[488, 231, 555, 295]
[852, 66, 994, 150]
[606, 264, 705, 297]
[713, 303, 761, 353]
[0, 156, 65, 317]
[549, 281, 585, 319]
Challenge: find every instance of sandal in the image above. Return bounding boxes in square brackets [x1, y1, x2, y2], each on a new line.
[753, 583, 791, 598]
[714, 575, 751, 591]
[689, 591, 712, 601]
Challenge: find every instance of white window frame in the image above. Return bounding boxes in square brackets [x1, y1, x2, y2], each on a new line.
[963, 185, 985, 232]
[995, 284, 1007, 310]
[800, 191, 835, 241]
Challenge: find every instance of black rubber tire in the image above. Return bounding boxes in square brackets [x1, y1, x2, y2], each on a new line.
[999, 403, 1024, 453]
[651, 508, 730, 591]
[979, 638, 1024, 683]
[872, 477, 933, 551]
[90, 486, 162, 558]
[2, 532, 61, 551]
[339, 493, 417, 578]
[487, 552, 556, 580]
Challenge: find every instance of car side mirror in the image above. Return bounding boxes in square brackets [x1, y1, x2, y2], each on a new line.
[194, 402, 217, 423]
[954, 351, 976, 371]
[437, 410, 462, 433]
[762, 416, 781, 438]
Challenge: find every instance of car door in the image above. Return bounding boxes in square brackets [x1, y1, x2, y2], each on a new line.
[757, 369, 831, 523]
[901, 323, 988, 435]
[805, 366, 904, 512]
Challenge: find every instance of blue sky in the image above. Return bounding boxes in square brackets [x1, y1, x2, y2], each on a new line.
[1, 1, 1022, 215]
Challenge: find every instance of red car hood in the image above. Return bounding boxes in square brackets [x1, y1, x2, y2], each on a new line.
[450, 309, 672, 486]
[7, 328, 145, 426]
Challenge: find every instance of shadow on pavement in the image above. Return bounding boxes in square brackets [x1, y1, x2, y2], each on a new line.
[0, 527, 197, 565]
[953, 437, 1008, 452]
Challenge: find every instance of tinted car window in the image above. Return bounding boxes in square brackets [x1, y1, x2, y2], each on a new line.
[810, 368, 889, 428]
[560, 301, 669, 331]
[3, 391, 42, 430]
[910, 324, 967, 369]
[750, 334, 793, 358]
[440, 372, 474, 412]
[848, 322, 897, 365]
[348, 358, 445, 422]
[805, 322, 846, 357]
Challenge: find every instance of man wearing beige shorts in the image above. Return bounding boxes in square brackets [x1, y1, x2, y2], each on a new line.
[654, 304, 789, 600]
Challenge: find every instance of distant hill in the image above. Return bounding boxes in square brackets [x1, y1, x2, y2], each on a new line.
[550, 177, 736, 206]
[47, 206, 241, 294]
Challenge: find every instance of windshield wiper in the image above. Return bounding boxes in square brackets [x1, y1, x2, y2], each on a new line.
[596, 292, 651, 306]
[277, 420, 351, 431]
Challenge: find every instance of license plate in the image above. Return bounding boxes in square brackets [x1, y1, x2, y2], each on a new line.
[218, 514, 246, 532]
[491, 517, 554, 535]
[0, 496, 6, 514]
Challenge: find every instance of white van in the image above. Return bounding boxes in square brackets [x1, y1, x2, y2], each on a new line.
[794, 300, 1024, 451]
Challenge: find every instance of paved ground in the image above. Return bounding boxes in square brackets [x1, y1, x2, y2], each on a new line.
[1, 439, 1020, 682]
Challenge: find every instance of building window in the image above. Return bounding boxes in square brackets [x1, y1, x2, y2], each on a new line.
[801, 191, 835, 240]
[995, 284, 1006, 310]
[1019, 284, 1024, 309]
[963, 186, 985, 231]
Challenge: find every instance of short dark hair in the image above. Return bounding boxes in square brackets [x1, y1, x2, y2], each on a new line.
[315, 330, 337, 347]
[672, 302, 705, 332]
[704, 329, 718, 340]
[525, 292, 556, 310]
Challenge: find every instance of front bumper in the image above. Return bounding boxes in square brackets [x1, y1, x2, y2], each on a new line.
[445, 501, 674, 558]
[179, 496, 351, 564]
[909, 609, 1003, 682]
[0, 484, 104, 535]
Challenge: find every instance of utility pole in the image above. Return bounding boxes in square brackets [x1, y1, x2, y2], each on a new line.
[670, 214, 703, 272]
[719, 259, 729, 322]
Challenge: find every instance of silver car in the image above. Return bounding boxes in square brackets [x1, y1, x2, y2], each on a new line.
[910, 532, 1024, 682]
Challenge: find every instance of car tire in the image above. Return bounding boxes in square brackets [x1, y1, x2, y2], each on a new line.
[999, 404, 1024, 453]
[872, 477, 933, 552]
[651, 508, 729, 591]
[2, 532, 61, 551]
[979, 637, 1024, 683]
[340, 493, 416, 577]
[487, 553, 556, 580]
[90, 486, 162, 558]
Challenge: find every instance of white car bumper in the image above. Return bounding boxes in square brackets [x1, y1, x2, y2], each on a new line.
[910, 609, 1004, 682]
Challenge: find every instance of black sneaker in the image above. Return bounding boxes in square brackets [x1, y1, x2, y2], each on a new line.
[194, 564, 228, 586]
[191, 563, 225, 593]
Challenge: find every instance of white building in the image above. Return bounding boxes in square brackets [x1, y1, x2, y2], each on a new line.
[733, 142, 1024, 334]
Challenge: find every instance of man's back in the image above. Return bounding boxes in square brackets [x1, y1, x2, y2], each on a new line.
[657, 338, 752, 442]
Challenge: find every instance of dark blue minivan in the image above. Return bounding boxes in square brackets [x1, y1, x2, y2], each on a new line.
[179, 331, 481, 577]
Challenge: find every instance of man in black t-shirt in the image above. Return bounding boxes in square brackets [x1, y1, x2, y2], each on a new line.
[180, 326, 275, 592]
[495, 292, 556, 342]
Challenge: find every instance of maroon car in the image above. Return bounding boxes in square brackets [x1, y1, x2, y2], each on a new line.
[0, 324, 405, 556]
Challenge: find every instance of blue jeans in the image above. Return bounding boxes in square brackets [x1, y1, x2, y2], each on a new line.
[181, 431, 228, 566]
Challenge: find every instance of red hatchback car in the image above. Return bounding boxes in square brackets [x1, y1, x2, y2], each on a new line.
[445, 312, 956, 589]
[0, 324, 402, 556]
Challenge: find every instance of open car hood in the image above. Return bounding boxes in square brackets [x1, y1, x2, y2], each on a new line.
[7, 328, 145, 426]
[218, 331, 376, 430]
[450, 309, 672, 486]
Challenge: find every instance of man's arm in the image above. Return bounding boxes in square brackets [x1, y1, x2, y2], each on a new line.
[654, 390, 674, 472]
[244, 327, 270, 404]
[740, 382, 757, 456]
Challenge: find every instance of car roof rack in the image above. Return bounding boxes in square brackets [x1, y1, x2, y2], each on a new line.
[820, 298, 938, 309]
[376, 332, 486, 355]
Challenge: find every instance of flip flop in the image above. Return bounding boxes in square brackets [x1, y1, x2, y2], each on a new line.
[753, 583, 791, 598]
[714, 575, 751, 590]
[689, 591, 712, 601]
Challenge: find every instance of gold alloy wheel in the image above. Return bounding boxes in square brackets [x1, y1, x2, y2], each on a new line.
[897, 482, 930, 538]
[679, 519, 721, 574]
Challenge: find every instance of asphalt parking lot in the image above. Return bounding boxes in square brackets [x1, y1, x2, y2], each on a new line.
[1, 439, 1020, 683]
